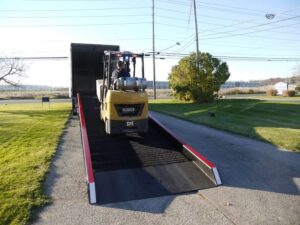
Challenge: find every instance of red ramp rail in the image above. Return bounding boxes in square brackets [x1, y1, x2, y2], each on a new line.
[77, 94, 96, 203]
[149, 113, 222, 186]
[77, 94, 221, 204]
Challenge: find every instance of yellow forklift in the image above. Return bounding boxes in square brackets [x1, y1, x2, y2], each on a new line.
[97, 51, 148, 134]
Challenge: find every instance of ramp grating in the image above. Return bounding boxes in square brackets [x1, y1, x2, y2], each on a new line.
[81, 96, 189, 172]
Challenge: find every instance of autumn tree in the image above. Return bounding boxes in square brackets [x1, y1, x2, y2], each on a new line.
[169, 52, 230, 103]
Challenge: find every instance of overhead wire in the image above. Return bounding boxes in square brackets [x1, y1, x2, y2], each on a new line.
[0, 21, 151, 28]
[200, 14, 300, 38]
[0, 14, 151, 19]
[158, 0, 266, 14]
[200, 21, 300, 41]
[156, 2, 300, 38]
[5, 54, 300, 62]
[1, 0, 298, 61]
[157, 0, 263, 16]
[151, 52, 300, 61]
[0, 6, 151, 12]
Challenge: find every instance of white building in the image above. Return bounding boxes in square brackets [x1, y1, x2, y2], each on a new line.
[274, 82, 288, 95]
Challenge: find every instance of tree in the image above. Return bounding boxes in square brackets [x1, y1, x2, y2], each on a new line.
[0, 57, 25, 86]
[169, 52, 230, 103]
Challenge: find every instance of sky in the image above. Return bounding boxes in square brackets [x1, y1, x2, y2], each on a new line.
[0, 0, 299, 87]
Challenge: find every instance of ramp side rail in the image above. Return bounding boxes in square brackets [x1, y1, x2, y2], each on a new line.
[149, 113, 222, 185]
[77, 93, 96, 203]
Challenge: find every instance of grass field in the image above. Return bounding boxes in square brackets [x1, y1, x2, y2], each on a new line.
[225, 94, 300, 100]
[0, 103, 70, 225]
[0, 91, 69, 100]
[149, 99, 300, 152]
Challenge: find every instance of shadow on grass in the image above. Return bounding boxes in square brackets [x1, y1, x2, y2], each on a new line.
[149, 99, 300, 196]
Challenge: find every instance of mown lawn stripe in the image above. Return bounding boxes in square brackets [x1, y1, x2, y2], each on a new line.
[0, 103, 70, 225]
[149, 99, 300, 152]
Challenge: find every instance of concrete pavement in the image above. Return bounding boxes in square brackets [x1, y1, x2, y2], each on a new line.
[151, 111, 300, 225]
[34, 113, 300, 225]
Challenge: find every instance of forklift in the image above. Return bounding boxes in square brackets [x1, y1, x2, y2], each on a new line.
[97, 51, 148, 134]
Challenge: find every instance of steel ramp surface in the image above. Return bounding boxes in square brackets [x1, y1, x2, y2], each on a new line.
[95, 161, 214, 204]
[79, 96, 220, 204]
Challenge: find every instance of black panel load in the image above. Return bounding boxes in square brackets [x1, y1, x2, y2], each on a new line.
[71, 43, 119, 97]
[70, 43, 119, 114]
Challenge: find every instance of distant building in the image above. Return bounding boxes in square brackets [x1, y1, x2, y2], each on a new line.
[147, 81, 169, 89]
[221, 81, 262, 88]
[274, 82, 288, 95]
[0, 85, 68, 91]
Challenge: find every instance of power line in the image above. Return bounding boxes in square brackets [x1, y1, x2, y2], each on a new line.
[3, 55, 300, 62]
[156, 21, 227, 29]
[0, 57, 68, 60]
[25, 0, 128, 1]
[157, 0, 263, 17]
[0, 21, 151, 28]
[200, 14, 300, 38]
[198, 41, 300, 52]
[1, 14, 151, 19]
[154, 53, 300, 61]
[159, 0, 268, 14]
[0, 6, 151, 12]
[176, 36, 195, 53]
[200, 33, 300, 43]
[0, 37, 153, 43]
[201, 21, 300, 41]
[156, 5, 300, 38]
[196, 4, 262, 16]
[156, 22, 189, 29]
[196, 8, 300, 38]
[157, 35, 300, 52]
[197, 1, 266, 14]
[156, 12, 300, 33]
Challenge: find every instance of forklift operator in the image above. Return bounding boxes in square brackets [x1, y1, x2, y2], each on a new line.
[111, 61, 130, 83]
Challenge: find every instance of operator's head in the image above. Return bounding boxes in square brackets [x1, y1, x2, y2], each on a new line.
[117, 61, 125, 69]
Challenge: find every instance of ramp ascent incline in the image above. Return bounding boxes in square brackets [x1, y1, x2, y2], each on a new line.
[78, 94, 221, 204]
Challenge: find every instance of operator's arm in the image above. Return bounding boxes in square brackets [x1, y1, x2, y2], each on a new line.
[111, 69, 119, 81]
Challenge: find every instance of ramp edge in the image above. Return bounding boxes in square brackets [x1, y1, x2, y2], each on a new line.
[77, 94, 97, 203]
[149, 113, 222, 186]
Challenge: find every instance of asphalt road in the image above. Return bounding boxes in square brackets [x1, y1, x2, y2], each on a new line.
[34, 112, 300, 225]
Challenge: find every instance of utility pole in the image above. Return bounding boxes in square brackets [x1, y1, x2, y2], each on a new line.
[193, 0, 199, 67]
[152, 0, 156, 99]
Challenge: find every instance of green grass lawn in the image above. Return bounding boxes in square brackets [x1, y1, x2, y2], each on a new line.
[149, 99, 300, 152]
[0, 103, 70, 225]
[225, 95, 300, 100]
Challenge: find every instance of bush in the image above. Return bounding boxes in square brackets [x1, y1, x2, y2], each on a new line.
[221, 88, 266, 95]
[248, 89, 254, 94]
[169, 52, 230, 103]
[266, 89, 277, 96]
[283, 90, 296, 97]
[222, 89, 245, 95]
[295, 85, 300, 92]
